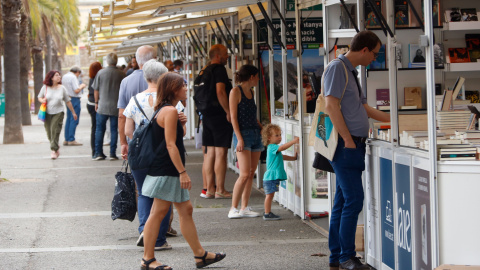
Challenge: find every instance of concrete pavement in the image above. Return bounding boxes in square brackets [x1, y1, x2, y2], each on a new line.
[0, 101, 330, 270]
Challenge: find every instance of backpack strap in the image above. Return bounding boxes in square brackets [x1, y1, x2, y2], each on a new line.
[134, 95, 150, 121]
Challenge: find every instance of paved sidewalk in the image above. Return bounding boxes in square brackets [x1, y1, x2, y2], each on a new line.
[0, 103, 329, 269]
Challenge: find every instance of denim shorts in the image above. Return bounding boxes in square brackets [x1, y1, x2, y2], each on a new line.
[263, 180, 281, 195]
[233, 129, 264, 152]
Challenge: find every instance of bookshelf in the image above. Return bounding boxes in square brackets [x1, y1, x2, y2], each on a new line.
[443, 21, 480, 31]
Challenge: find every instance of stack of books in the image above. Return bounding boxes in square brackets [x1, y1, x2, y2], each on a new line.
[455, 130, 480, 145]
[438, 145, 477, 161]
[437, 111, 472, 130]
[399, 130, 446, 148]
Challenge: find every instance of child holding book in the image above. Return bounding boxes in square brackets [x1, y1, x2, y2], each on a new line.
[261, 124, 299, 220]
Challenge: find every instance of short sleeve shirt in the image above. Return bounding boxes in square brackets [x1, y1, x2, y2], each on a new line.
[123, 92, 157, 129]
[117, 70, 148, 109]
[210, 64, 232, 115]
[62, 72, 81, 98]
[263, 144, 287, 181]
[323, 54, 369, 137]
[92, 66, 126, 116]
[38, 85, 71, 114]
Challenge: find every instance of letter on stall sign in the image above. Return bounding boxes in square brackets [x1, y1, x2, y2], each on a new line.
[397, 193, 411, 252]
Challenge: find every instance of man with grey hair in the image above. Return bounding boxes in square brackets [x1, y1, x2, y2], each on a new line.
[92, 52, 125, 160]
[62, 66, 86, 146]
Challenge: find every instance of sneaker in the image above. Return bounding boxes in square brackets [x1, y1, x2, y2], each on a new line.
[239, 206, 260, 217]
[51, 151, 57, 160]
[63, 141, 69, 145]
[136, 232, 144, 247]
[228, 208, 242, 219]
[109, 155, 119, 160]
[263, 212, 281, 221]
[67, 140, 83, 146]
[340, 257, 371, 270]
[154, 241, 173, 251]
[166, 227, 177, 237]
[92, 154, 106, 161]
[55, 150, 60, 158]
[200, 189, 207, 198]
[330, 262, 340, 270]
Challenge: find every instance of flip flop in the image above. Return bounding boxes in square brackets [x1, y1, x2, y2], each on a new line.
[205, 192, 215, 199]
[215, 192, 232, 199]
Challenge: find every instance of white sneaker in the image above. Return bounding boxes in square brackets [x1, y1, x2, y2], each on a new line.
[200, 193, 207, 198]
[239, 206, 260, 217]
[228, 208, 242, 219]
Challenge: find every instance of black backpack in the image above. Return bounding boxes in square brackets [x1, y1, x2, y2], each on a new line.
[193, 64, 221, 114]
[127, 97, 163, 171]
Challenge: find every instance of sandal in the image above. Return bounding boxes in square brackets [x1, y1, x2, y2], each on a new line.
[205, 192, 215, 199]
[141, 258, 172, 270]
[215, 192, 232, 199]
[194, 251, 226, 269]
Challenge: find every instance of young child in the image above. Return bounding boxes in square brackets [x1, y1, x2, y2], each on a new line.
[261, 124, 299, 220]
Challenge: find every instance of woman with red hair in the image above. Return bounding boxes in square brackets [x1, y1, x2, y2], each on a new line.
[86, 62, 103, 158]
[38, 70, 77, 159]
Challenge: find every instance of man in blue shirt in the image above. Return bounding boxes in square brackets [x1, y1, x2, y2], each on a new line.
[324, 30, 390, 270]
[62, 66, 86, 146]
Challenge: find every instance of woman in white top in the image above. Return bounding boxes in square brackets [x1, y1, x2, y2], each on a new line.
[38, 70, 77, 159]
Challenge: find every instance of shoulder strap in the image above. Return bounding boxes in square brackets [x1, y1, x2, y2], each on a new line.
[134, 95, 149, 121]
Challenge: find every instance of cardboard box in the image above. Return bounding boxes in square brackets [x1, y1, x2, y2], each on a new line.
[435, 265, 480, 270]
[355, 225, 364, 252]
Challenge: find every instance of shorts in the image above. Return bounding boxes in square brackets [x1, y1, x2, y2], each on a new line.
[202, 113, 233, 148]
[263, 180, 281, 195]
[233, 129, 264, 152]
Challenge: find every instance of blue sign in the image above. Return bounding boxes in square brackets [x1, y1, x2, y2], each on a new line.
[396, 163, 412, 270]
[380, 157, 395, 269]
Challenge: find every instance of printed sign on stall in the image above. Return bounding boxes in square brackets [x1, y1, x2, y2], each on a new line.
[413, 167, 432, 270]
[396, 163, 412, 270]
[380, 157, 395, 269]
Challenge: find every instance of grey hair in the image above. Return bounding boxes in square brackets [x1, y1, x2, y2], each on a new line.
[136, 45, 157, 66]
[106, 53, 118, 66]
[70, 66, 81, 73]
[142, 59, 168, 83]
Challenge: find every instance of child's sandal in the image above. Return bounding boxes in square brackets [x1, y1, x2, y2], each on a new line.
[194, 251, 226, 269]
[141, 258, 172, 270]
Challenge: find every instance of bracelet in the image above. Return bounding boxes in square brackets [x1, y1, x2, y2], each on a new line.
[179, 170, 186, 175]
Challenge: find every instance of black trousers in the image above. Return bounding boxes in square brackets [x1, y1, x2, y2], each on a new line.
[86, 104, 96, 156]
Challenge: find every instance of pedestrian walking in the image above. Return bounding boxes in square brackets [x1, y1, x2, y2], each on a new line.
[323, 30, 389, 270]
[140, 72, 226, 270]
[37, 70, 78, 159]
[62, 66, 86, 146]
[87, 62, 102, 158]
[92, 52, 126, 160]
[260, 124, 298, 220]
[227, 65, 264, 219]
[124, 59, 173, 251]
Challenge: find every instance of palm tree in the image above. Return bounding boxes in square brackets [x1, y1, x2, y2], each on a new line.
[2, 0, 24, 144]
[20, 9, 32, 125]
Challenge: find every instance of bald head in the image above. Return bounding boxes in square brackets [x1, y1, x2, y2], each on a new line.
[136, 45, 157, 69]
[209, 44, 228, 65]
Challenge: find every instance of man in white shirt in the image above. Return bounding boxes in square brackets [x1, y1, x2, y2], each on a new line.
[62, 66, 86, 146]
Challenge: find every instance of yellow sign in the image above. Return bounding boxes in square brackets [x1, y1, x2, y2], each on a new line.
[66, 46, 79, 55]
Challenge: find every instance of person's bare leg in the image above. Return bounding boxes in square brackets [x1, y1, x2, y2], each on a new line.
[214, 147, 229, 195]
[240, 151, 261, 210]
[264, 193, 275, 214]
[142, 198, 171, 268]
[173, 200, 219, 263]
[231, 150, 251, 210]
[204, 146, 216, 196]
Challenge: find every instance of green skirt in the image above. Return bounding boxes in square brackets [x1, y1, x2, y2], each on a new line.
[142, 175, 190, 203]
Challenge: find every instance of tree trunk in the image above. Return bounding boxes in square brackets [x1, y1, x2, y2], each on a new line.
[45, 35, 52, 72]
[20, 11, 31, 125]
[52, 47, 58, 72]
[32, 47, 43, 114]
[2, 0, 24, 144]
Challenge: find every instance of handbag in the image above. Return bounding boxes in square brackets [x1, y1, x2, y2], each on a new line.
[111, 161, 137, 222]
[312, 152, 335, 173]
[308, 59, 348, 161]
[38, 86, 47, 122]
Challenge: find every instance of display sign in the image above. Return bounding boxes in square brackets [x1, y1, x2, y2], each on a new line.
[380, 157, 395, 269]
[413, 167, 432, 270]
[258, 18, 323, 50]
[396, 163, 412, 270]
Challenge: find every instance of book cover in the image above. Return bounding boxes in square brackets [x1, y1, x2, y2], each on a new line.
[448, 48, 471, 63]
[376, 88, 390, 109]
[422, 0, 441, 26]
[460, 8, 478, 21]
[440, 89, 453, 111]
[335, 45, 350, 58]
[368, 44, 386, 69]
[394, 0, 409, 28]
[404, 87, 422, 108]
[465, 90, 480, 103]
[395, 43, 403, 68]
[340, 4, 357, 29]
[435, 84, 442, 95]
[466, 34, 480, 62]
[433, 43, 444, 68]
[451, 76, 465, 100]
[448, 8, 462, 22]
[365, 0, 382, 29]
[409, 44, 426, 65]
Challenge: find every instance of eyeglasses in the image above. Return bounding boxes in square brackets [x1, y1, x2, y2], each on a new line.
[370, 49, 380, 59]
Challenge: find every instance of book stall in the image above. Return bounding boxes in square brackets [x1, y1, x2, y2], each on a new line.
[324, 0, 480, 269]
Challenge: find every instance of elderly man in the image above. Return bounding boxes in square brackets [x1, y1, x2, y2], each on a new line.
[62, 66, 86, 146]
[92, 53, 126, 161]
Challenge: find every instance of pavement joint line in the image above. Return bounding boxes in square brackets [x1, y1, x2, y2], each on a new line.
[0, 239, 327, 253]
[0, 205, 286, 219]
[0, 164, 204, 170]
